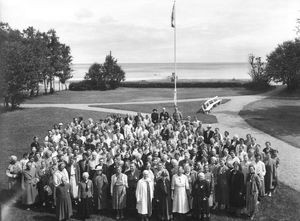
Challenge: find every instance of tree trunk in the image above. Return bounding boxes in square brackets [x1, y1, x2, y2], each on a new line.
[44, 79, 48, 94]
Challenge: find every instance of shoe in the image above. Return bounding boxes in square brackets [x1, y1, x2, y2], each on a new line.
[116, 215, 120, 220]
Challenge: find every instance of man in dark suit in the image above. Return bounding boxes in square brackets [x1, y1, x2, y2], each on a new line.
[203, 124, 215, 144]
[151, 109, 159, 124]
[78, 153, 90, 180]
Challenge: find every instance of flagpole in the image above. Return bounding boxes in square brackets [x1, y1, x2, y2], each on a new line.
[173, 0, 177, 107]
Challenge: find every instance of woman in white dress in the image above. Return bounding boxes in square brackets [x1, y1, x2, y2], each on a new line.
[171, 166, 190, 220]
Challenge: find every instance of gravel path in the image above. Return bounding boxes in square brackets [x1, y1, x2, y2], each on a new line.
[21, 89, 300, 191]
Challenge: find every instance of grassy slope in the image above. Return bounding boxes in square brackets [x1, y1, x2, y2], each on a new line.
[25, 87, 258, 104]
[239, 89, 300, 149]
[90, 99, 230, 124]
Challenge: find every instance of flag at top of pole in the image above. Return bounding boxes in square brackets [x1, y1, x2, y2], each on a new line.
[171, 1, 175, 28]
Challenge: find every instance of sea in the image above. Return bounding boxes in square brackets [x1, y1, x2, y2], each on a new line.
[70, 63, 250, 82]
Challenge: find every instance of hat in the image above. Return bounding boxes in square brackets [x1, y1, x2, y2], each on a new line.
[58, 122, 63, 126]
[95, 165, 103, 171]
[207, 124, 212, 128]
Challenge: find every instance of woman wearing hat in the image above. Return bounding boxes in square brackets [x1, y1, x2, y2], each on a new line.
[93, 165, 108, 214]
[78, 172, 94, 220]
[6, 155, 21, 198]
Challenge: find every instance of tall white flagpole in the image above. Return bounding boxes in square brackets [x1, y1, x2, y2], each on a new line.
[173, 0, 177, 107]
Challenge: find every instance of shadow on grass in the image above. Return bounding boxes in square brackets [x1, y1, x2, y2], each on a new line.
[240, 105, 300, 148]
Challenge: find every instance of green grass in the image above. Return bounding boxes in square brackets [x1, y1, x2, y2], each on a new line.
[1, 182, 300, 221]
[90, 99, 230, 124]
[0, 107, 110, 191]
[25, 87, 261, 104]
[239, 96, 300, 149]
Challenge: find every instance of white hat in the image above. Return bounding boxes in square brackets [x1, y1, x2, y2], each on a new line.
[58, 122, 63, 126]
[198, 172, 205, 180]
[10, 155, 17, 161]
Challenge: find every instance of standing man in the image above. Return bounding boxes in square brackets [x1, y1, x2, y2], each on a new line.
[136, 170, 154, 221]
[160, 108, 170, 122]
[151, 109, 159, 124]
[173, 107, 183, 122]
[204, 125, 214, 144]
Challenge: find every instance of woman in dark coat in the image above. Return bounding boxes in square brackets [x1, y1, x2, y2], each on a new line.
[215, 159, 229, 210]
[229, 161, 245, 215]
[192, 172, 211, 221]
[78, 172, 94, 220]
[155, 171, 172, 221]
[93, 165, 108, 213]
[56, 177, 73, 221]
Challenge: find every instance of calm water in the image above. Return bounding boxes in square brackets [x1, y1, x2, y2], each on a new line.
[71, 63, 250, 81]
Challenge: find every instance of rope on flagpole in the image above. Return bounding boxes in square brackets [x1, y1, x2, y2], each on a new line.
[173, 0, 177, 107]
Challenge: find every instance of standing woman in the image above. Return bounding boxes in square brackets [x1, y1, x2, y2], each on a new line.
[171, 166, 190, 221]
[263, 151, 277, 196]
[192, 172, 211, 221]
[111, 166, 128, 220]
[56, 176, 73, 221]
[203, 164, 214, 208]
[155, 171, 172, 221]
[93, 165, 108, 214]
[78, 172, 94, 220]
[228, 162, 245, 216]
[21, 161, 39, 210]
[246, 164, 260, 220]
[215, 159, 229, 210]
[66, 157, 80, 204]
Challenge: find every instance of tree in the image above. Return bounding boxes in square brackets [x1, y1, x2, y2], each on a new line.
[101, 53, 125, 89]
[296, 18, 300, 38]
[85, 52, 125, 90]
[248, 54, 270, 88]
[265, 39, 300, 91]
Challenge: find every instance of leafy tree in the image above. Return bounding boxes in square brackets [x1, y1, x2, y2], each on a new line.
[85, 53, 125, 90]
[265, 39, 300, 91]
[102, 53, 125, 89]
[248, 54, 270, 88]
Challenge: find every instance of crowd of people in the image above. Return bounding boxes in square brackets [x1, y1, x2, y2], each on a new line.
[6, 107, 279, 221]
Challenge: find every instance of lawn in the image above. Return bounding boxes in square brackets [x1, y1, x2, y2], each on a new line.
[0, 107, 110, 192]
[25, 87, 260, 104]
[90, 99, 230, 124]
[239, 94, 300, 149]
[1, 182, 300, 221]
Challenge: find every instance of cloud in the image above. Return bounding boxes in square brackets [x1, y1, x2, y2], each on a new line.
[74, 8, 94, 20]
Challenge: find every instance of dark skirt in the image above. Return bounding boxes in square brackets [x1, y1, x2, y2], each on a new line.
[56, 196, 73, 221]
[78, 197, 93, 218]
[192, 197, 209, 215]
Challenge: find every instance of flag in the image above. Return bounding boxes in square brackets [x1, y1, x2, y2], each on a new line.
[171, 2, 175, 28]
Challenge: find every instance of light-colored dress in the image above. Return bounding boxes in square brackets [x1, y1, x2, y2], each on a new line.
[69, 165, 78, 198]
[171, 174, 190, 214]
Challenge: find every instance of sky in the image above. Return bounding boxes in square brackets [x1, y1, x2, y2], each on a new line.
[1, 0, 299, 63]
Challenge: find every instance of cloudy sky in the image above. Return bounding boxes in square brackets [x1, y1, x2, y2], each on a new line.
[1, 0, 299, 63]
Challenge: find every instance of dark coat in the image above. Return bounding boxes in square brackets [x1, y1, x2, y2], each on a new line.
[151, 112, 159, 123]
[229, 170, 245, 208]
[56, 183, 73, 221]
[155, 178, 172, 220]
[125, 169, 141, 209]
[78, 160, 90, 180]
[192, 179, 210, 214]
[204, 130, 214, 144]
